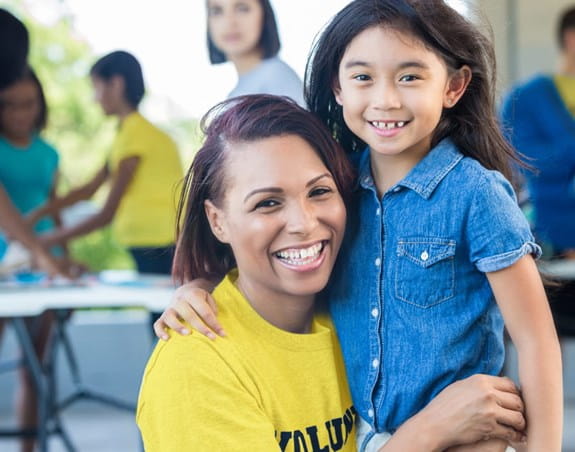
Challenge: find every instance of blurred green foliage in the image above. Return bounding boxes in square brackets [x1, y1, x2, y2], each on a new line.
[2, 1, 202, 270]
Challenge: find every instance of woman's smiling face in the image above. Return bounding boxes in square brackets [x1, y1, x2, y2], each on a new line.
[205, 133, 347, 305]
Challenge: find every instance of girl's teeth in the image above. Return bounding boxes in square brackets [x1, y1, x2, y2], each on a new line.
[372, 121, 406, 129]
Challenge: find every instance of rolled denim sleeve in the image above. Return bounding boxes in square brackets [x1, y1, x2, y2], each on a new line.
[467, 170, 542, 273]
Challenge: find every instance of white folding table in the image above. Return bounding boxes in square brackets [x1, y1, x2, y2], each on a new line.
[0, 278, 174, 452]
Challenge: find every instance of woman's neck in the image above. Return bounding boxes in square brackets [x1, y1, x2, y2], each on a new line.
[235, 276, 316, 334]
[116, 105, 137, 122]
[559, 54, 575, 77]
[230, 49, 265, 75]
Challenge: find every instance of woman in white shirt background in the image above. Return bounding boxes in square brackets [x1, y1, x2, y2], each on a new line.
[206, 0, 305, 106]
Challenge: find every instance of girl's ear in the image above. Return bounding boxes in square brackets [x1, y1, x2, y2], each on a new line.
[333, 79, 343, 106]
[443, 65, 472, 108]
[204, 200, 230, 244]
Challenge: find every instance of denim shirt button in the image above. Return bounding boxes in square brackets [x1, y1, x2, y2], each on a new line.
[368, 409, 374, 418]
[371, 308, 379, 318]
[374, 257, 381, 267]
[372, 358, 379, 368]
[420, 251, 429, 261]
[376, 207, 381, 216]
[393, 187, 401, 193]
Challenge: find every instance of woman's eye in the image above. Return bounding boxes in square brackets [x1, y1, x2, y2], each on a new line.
[255, 199, 280, 210]
[310, 187, 333, 197]
[236, 3, 251, 12]
[399, 74, 419, 82]
[208, 7, 222, 16]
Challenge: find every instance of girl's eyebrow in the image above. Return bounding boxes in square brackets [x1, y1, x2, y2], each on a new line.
[397, 60, 429, 70]
[343, 60, 430, 71]
[343, 59, 372, 70]
[243, 173, 333, 203]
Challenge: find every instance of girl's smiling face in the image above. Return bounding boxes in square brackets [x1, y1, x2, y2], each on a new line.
[205, 134, 346, 307]
[334, 26, 469, 164]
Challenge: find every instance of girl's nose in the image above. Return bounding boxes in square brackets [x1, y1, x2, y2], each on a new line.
[373, 82, 402, 111]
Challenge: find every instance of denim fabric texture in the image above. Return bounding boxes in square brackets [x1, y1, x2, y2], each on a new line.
[328, 138, 541, 433]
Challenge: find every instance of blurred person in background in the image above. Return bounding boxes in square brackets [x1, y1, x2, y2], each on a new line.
[501, 5, 575, 260]
[0, 7, 66, 277]
[0, 65, 66, 452]
[207, 0, 305, 106]
[28, 50, 183, 281]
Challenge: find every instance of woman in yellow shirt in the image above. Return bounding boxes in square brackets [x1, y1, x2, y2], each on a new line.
[28, 50, 183, 275]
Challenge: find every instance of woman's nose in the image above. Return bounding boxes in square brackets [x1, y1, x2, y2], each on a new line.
[285, 201, 319, 235]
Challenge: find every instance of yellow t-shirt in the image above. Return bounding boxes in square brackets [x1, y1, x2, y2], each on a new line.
[554, 74, 575, 116]
[137, 271, 356, 452]
[108, 112, 183, 247]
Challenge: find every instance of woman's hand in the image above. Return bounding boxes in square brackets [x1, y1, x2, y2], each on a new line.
[421, 374, 526, 449]
[381, 374, 526, 452]
[153, 279, 223, 341]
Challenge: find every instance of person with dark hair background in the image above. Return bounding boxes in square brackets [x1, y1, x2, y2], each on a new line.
[0, 8, 66, 277]
[28, 50, 183, 279]
[206, 0, 304, 105]
[501, 5, 575, 259]
[0, 65, 67, 452]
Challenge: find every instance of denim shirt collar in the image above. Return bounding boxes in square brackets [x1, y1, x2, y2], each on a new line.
[357, 138, 463, 199]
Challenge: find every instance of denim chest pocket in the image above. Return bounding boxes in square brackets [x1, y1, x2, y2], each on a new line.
[395, 238, 456, 308]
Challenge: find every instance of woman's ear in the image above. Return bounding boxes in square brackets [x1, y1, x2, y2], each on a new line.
[204, 200, 229, 244]
[443, 65, 472, 108]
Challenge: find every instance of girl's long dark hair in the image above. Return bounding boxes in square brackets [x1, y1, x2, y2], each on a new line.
[173, 95, 355, 284]
[305, 0, 523, 184]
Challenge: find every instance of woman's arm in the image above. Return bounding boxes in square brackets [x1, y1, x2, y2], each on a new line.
[487, 255, 563, 451]
[38, 157, 139, 247]
[26, 164, 109, 228]
[0, 184, 67, 276]
[380, 374, 526, 451]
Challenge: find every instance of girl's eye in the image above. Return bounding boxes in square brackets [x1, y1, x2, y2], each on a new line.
[236, 3, 251, 12]
[399, 74, 419, 82]
[309, 187, 333, 198]
[353, 74, 372, 82]
[254, 199, 280, 210]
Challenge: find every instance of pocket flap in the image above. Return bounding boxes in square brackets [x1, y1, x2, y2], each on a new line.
[397, 238, 456, 268]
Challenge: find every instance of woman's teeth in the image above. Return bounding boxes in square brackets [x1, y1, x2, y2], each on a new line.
[275, 242, 324, 265]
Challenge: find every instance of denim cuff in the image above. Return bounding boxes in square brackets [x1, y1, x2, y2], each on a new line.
[475, 241, 542, 273]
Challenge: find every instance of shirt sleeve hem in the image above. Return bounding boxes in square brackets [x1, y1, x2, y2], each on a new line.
[475, 241, 542, 273]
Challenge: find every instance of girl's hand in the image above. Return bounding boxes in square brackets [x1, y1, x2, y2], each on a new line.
[153, 280, 224, 341]
[420, 374, 526, 450]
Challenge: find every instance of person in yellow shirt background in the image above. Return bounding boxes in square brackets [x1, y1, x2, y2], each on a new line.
[28, 50, 183, 278]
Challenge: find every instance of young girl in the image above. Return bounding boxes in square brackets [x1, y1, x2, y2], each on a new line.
[156, 1, 562, 450]
[28, 50, 183, 277]
[207, 0, 304, 105]
[0, 66, 64, 452]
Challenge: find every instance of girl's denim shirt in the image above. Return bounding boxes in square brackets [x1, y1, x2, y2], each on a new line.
[328, 138, 541, 436]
